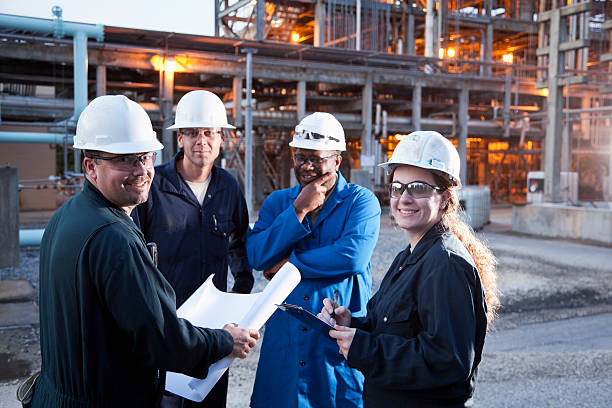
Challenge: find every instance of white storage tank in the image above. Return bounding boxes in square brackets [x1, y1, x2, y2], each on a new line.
[458, 185, 491, 230]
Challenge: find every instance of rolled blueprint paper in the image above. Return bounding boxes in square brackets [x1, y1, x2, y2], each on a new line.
[165, 262, 301, 401]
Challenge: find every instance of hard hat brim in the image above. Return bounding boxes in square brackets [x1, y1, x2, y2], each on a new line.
[288, 139, 346, 152]
[75, 133, 164, 154]
[167, 122, 236, 130]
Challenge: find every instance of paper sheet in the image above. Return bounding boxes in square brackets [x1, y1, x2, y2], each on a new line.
[165, 262, 301, 401]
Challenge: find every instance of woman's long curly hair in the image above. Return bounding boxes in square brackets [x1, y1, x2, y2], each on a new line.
[432, 171, 500, 325]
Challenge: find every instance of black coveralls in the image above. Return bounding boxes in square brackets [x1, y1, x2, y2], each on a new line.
[347, 223, 488, 407]
[32, 180, 233, 408]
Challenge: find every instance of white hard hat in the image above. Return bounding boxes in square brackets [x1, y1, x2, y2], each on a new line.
[74, 95, 164, 154]
[378, 131, 461, 186]
[289, 112, 346, 151]
[167, 90, 235, 130]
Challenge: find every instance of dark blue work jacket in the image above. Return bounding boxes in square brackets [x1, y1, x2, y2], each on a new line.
[348, 223, 488, 407]
[135, 153, 253, 307]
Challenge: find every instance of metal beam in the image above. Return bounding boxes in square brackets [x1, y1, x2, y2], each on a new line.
[218, 0, 253, 18]
[536, 39, 591, 56]
[537, 2, 592, 22]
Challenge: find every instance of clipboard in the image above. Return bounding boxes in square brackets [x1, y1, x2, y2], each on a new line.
[277, 303, 334, 339]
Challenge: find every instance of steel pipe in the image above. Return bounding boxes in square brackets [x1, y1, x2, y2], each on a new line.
[0, 132, 74, 144]
[0, 13, 103, 41]
[19, 229, 44, 247]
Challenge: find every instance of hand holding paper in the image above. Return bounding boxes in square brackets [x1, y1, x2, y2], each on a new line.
[165, 262, 301, 402]
[222, 324, 259, 359]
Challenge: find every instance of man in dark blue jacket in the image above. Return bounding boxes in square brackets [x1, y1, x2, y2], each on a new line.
[135, 90, 254, 407]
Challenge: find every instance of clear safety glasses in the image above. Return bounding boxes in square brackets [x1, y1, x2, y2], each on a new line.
[389, 181, 442, 199]
[180, 128, 224, 138]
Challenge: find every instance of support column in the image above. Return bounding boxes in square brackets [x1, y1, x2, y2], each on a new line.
[233, 75, 243, 128]
[0, 166, 19, 268]
[361, 73, 373, 167]
[256, 0, 265, 41]
[160, 56, 175, 163]
[485, 23, 493, 76]
[254, 130, 264, 204]
[352, 73, 375, 189]
[407, 11, 415, 55]
[73, 31, 88, 118]
[214, 0, 220, 37]
[561, 114, 571, 172]
[73, 31, 88, 171]
[458, 87, 469, 185]
[608, 135, 612, 201]
[425, 0, 434, 58]
[544, 9, 563, 202]
[412, 83, 422, 131]
[314, 0, 325, 47]
[243, 48, 257, 213]
[297, 80, 306, 121]
[503, 70, 511, 136]
[356, 0, 361, 51]
[96, 65, 106, 97]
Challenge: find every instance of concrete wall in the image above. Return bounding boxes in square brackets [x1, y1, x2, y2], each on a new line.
[0, 142, 57, 210]
[513, 203, 612, 245]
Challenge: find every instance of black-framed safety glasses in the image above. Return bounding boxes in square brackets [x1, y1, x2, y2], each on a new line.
[89, 152, 157, 171]
[293, 154, 339, 167]
[389, 181, 442, 199]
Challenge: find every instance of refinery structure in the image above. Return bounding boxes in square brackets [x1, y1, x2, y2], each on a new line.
[0, 0, 611, 212]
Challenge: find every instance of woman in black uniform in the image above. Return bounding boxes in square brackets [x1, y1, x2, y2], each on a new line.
[319, 131, 500, 407]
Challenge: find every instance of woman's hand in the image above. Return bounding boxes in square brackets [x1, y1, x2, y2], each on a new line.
[329, 325, 356, 359]
[317, 297, 351, 327]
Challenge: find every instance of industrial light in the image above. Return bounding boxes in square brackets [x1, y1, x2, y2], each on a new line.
[502, 53, 513, 64]
[291, 31, 300, 43]
[447, 48, 456, 58]
[439, 48, 445, 58]
[150, 55, 186, 73]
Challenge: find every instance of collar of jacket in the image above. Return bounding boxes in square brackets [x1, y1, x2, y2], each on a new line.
[83, 178, 135, 222]
[155, 151, 224, 205]
[288, 171, 350, 225]
[400, 222, 447, 269]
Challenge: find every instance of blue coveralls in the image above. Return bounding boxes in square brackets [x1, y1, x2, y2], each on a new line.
[246, 172, 381, 408]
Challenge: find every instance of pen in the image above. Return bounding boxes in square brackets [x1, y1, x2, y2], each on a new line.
[330, 290, 339, 326]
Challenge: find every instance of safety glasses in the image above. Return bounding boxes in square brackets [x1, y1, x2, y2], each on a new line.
[293, 154, 339, 167]
[295, 129, 341, 143]
[389, 181, 442, 199]
[89, 152, 157, 171]
[180, 128, 224, 138]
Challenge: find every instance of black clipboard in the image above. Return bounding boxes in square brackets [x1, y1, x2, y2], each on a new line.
[277, 303, 334, 339]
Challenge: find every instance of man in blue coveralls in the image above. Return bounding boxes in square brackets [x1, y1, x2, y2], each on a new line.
[246, 112, 381, 408]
